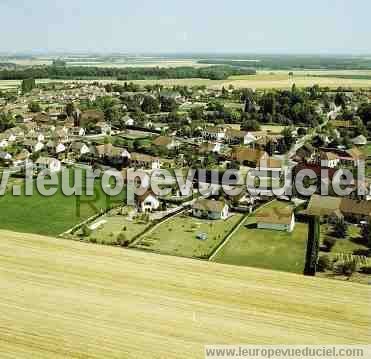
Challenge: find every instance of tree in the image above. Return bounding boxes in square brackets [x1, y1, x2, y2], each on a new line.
[361, 221, 371, 248]
[317, 255, 332, 272]
[242, 119, 261, 131]
[160, 97, 178, 112]
[0, 111, 15, 132]
[190, 106, 204, 122]
[332, 218, 348, 238]
[334, 92, 347, 108]
[21, 78, 36, 94]
[116, 232, 129, 247]
[28, 101, 41, 113]
[65, 102, 75, 117]
[141, 96, 160, 114]
[323, 236, 336, 252]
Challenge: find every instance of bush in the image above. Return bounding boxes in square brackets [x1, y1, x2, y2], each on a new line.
[317, 255, 332, 272]
[360, 266, 371, 274]
[81, 224, 92, 237]
[323, 236, 336, 252]
[332, 218, 348, 238]
[334, 259, 358, 277]
[117, 232, 130, 247]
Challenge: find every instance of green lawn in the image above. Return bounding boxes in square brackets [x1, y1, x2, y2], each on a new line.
[135, 212, 244, 259]
[82, 211, 150, 245]
[213, 201, 308, 274]
[0, 169, 126, 236]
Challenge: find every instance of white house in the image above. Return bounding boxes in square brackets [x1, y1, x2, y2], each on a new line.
[55, 143, 66, 154]
[320, 151, 340, 168]
[35, 157, 62, 173]
[123, 115, 135, 126]
[71, 142, 90, 157]
[136, 191, 160, 212]
[202, 127, 226, 141]
[192, 199, 229, 220]
[199, 142, 222, 154]
[0, 138, 8, 149]
[0, 151, 12, 162]
[34, 141, 45, 153]
[256, 206, 295, 232]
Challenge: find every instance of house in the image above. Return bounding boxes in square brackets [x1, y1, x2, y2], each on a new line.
[255, 157, 283, 176]
[96, 122, 111, 135]
[192, 199, 229, 220]
[23, 139, 44, 153]
[136, 190, 160, 212]
[70, 142, 91, 157]
[35, 157, 62, 173]
[306, 194, 371, 222]
[152, 136, 178, 150]
[12, 149, 30, 167]
[130, 153, 160, 170]
[294, 143, 315, 163]
[344, 147, 366, 167]
[351, 135, 367, 146]
[256, 206, 295, 232]
[0, 136, 8, 149]
[319, 151, 340, 168]
[202, 126, 226, 141]
[0, 151, 12, 163]
[94, 144, 130, 160]
[123, 115, 135, 127]
[225, 129, 256, 145]
[230, 147, 269, 167]
[199, 142, 222, 154]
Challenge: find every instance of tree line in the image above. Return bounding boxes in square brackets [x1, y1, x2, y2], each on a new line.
[0, 65, 256, 81]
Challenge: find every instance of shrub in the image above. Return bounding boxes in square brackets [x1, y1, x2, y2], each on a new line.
[122, 226, 127, 231]
[323, 236, 336, 252]
[360, 266, 371, 274]
[317, 255, 332, 272]
[117, 232, 130, 247]
[334, 259, 358, 277]
[81, 224, 92, 237]
[332, 218, 348, 238]
[89, 237, 97, 244]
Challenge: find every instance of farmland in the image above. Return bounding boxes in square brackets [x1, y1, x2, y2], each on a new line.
[2, 69, 371, 90]
[213, 201, 308, 274]
[0, 230, 369, 358]
[134, 212, 244, 259]
[0, 169, 126, 236]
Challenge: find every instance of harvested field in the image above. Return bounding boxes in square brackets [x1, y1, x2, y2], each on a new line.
[0, 230, 369, 358]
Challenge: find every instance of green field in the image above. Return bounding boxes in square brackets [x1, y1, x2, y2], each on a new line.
[135, 212, 243, 259]
[213, 201, 308, 274]
[2, 68, 371, 91]
[81, 211, 150, 245]
[0, 169, 126, 236]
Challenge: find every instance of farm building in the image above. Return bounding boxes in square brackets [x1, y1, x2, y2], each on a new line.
[192, 199, 229, 220]
[256, 206, 295, 232]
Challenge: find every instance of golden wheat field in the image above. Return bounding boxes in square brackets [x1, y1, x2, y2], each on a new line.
[0, 230, 370, 358]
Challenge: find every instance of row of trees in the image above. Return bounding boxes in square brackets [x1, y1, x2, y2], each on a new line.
[0, 65, 255, 81]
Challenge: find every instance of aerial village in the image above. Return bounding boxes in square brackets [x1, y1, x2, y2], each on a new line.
[0, 80, 370, 283]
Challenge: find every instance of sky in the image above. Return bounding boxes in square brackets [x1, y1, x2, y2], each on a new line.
[0, 0, 370, 54]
